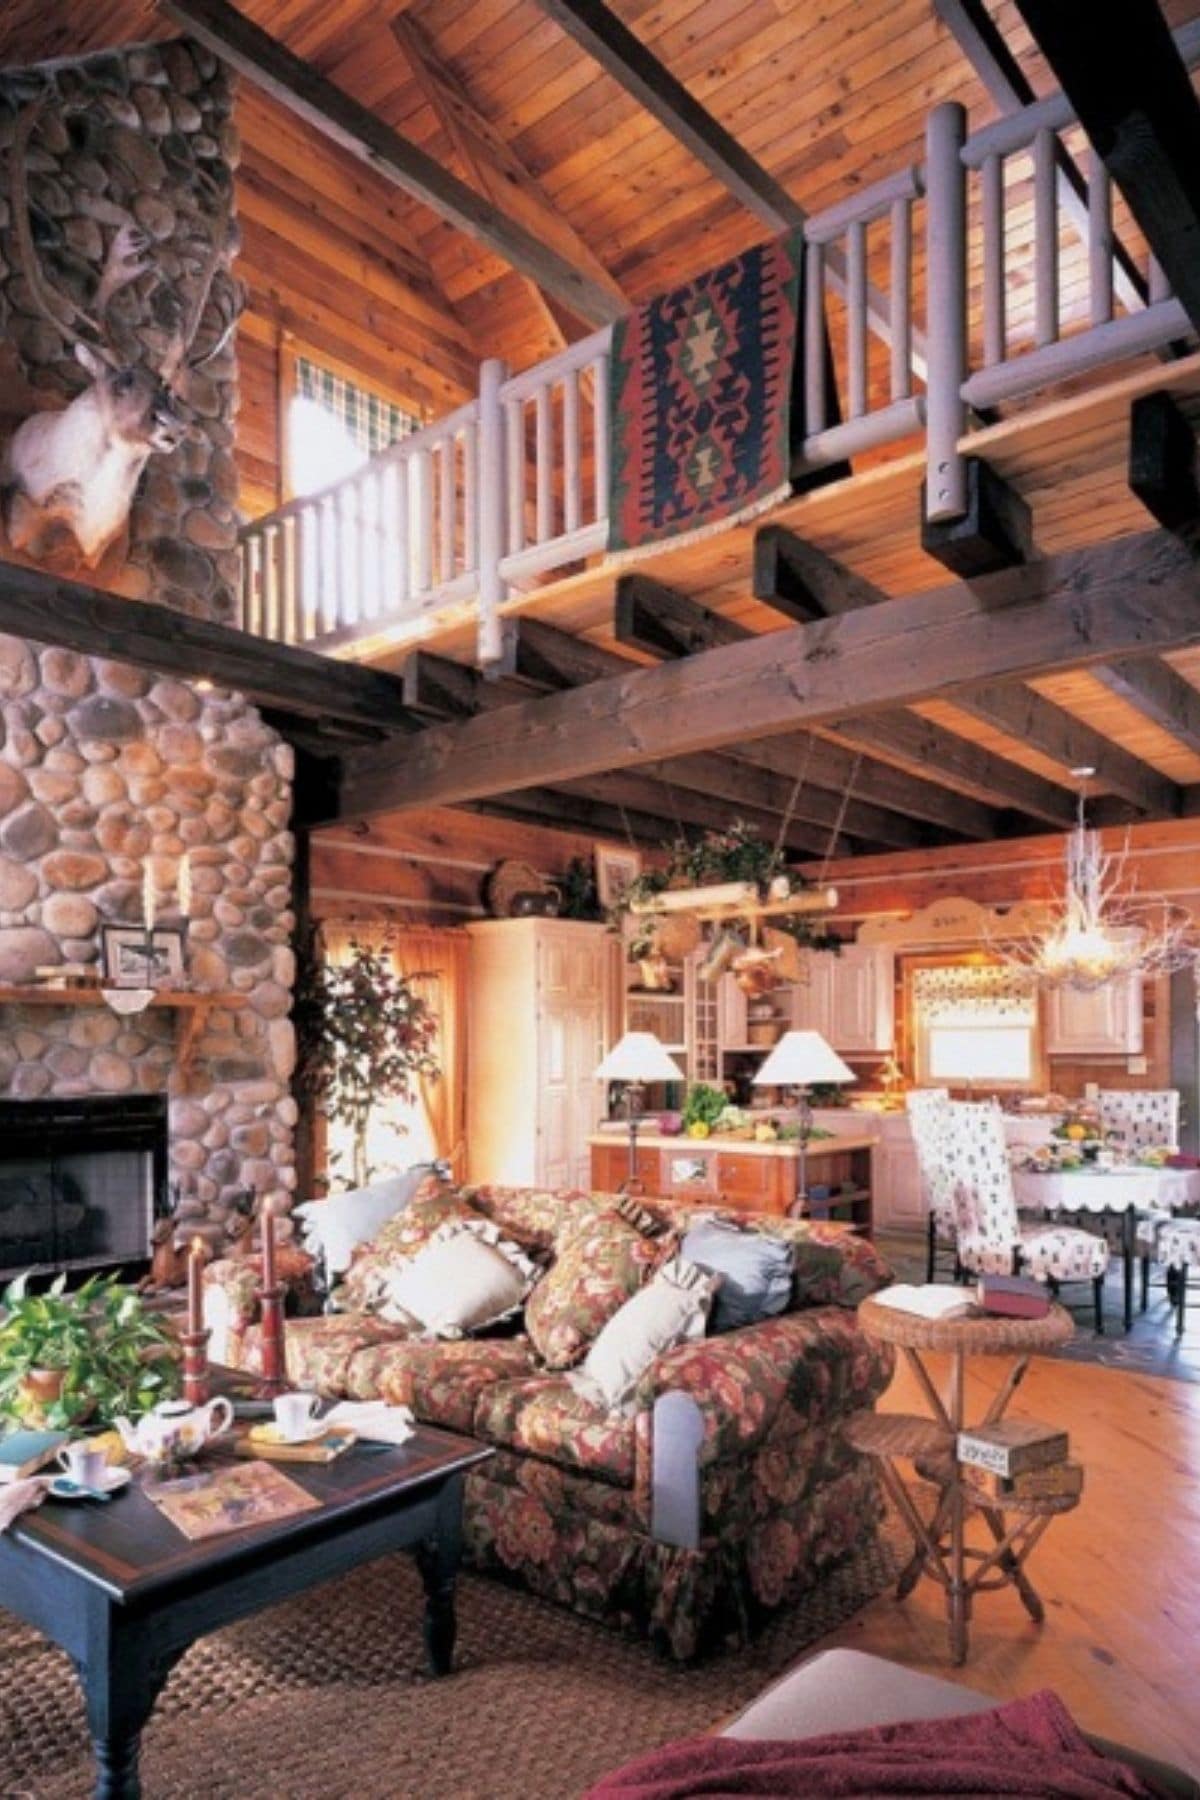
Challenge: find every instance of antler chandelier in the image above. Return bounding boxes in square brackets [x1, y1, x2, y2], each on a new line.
[1000, 772, 1196, 992]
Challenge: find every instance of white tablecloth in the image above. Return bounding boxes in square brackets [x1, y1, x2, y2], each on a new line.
[1013, 1167, 1200, 1215]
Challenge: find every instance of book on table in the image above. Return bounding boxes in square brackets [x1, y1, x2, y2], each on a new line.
[870, 1283, 975, 1321]
[0, 1429, 68, 1483]
[235, 1426, 356, 1465]
[957, 1419, 1069, 1477]
[976, 1274, 1050, 1319]
[148, 1460, 321, 1540]
[961, 1460, 1083, 1503]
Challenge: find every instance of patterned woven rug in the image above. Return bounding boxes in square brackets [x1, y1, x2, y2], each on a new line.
[0, 1522, 902, 1800]
[607, 229, 802, 555]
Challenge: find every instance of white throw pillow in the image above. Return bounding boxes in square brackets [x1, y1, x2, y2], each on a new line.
[378, 1220, 540, 1337]
[570, 1255, 719, 1413]
[295, 1166, 438, 1277]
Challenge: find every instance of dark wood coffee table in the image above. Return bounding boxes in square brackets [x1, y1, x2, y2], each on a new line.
[0, 1423, 491, 1800]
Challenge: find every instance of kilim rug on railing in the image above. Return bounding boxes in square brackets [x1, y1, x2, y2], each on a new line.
[607, 229, 803, 557]
[0, 1522, 900, 1800]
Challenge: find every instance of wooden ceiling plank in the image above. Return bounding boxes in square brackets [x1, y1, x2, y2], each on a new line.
[554, 771, 849, 859]
[1013, 0, 1200, 335]
[162, 0, 627, 327]
[1092, 657, 1200, 757]
[335, 524, 1200, 821]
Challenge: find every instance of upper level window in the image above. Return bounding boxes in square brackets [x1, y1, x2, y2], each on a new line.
[287, 356, 422, 498]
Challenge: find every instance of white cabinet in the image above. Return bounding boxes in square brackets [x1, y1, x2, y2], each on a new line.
[1043, 973, 1144, 1056]
[467, 920, 613, 1189]
[791, 946, 894, 1054]
[872, 1115, 925, 1230]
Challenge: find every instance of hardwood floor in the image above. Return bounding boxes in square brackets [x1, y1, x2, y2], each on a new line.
[816, 1351, 1200, 1775]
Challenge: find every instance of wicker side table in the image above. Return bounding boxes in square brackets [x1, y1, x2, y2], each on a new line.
[851, 1296, 1076, 1664]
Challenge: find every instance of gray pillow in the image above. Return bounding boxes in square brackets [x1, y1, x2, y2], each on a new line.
[295, 1166, 438, 1277]
[680, 1215, 795, 1333]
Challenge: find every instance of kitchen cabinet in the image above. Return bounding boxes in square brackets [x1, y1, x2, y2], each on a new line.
[467, 919, 614, 1189]
[791, 946, 895, 1054]
[1043, 973, 1144, 1056]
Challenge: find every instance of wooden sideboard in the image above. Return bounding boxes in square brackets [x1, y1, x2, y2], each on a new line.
[589, 1132, 875, 1228]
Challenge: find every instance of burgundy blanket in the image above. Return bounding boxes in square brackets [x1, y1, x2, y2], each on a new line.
[584, 1690, 1157, 1799]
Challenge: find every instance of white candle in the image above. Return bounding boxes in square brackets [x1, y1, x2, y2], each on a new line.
[177, 853, 192, 920]
[142, 861, 156, 932]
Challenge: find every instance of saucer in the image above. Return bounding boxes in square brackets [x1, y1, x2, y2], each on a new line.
[50, 1466, 132, 1500]
[250, 1420, 328, 1447]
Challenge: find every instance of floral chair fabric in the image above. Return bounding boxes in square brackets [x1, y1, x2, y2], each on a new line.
[906, 1087, 958, 1282]
[948, 1102, 1110, 1284]
[1156, 1219, 1200, 1272]
[1097, 1088, 1180, 1153]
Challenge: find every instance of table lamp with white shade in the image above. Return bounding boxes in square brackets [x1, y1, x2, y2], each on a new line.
[753, 1030, 854, 1210]
[595, 1030, 686, 1189]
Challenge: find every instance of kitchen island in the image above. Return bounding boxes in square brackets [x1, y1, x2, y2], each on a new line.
[589, 1131, 876, 1227]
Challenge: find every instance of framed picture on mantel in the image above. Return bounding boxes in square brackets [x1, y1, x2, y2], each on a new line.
[101, 924, 186, 989]
[596, 845, 641, 909]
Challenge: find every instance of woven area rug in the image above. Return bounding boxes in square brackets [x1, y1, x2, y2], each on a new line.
[607, 229, 802, 556]
[0, 1522, 902, 1800]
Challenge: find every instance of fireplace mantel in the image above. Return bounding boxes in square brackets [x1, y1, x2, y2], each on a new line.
[0, 988, 249, 1079]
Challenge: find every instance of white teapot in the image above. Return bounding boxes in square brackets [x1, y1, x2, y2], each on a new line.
[114, 1397, 233, 1467]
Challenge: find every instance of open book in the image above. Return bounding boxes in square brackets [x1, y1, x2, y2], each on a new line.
[871, 1283, 975, 1321]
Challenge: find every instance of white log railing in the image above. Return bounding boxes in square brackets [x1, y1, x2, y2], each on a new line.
[240, 88, 1196, 663]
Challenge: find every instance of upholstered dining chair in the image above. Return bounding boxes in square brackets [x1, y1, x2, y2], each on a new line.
[1097, 1088, 1180, 1153]
[948, 1101, 1110, 1332]
[905, 1087, 959, 1284]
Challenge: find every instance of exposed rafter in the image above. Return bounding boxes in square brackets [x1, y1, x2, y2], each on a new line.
[337, 525, 1200, 820]
[1092, 657, 1200, 757]
[1013, 0, 1200, 337]
[163, 0, 626, 328]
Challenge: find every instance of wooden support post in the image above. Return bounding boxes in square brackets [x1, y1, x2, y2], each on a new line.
[1129, 390, 1200, 531]
[925, 102, 969, 523]
[920, 456, 1033, 578]
[751, 526, 832, 622]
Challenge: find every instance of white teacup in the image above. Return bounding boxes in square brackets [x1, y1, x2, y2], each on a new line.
[57, 1442, 108, 1488]
[274, 1391, 320, 1442]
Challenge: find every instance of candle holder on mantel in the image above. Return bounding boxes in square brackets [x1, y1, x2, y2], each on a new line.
[180, 1327, 211, 1406]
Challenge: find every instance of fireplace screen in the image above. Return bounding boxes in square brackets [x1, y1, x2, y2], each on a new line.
[0, 1097, 167, 1281]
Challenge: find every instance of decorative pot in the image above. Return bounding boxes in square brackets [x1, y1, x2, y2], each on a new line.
[15, 1366, 65, 1429]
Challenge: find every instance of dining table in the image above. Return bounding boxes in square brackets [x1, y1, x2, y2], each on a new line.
[1012, 1165, 1200, 1330]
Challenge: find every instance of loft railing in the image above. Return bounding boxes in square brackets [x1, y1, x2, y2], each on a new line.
[239, 83, 1197, 666]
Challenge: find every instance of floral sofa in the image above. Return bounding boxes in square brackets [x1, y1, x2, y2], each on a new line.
[205, 1182, 894, 1659]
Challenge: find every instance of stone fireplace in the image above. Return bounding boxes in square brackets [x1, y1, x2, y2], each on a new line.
[0, 40, 297, 1253]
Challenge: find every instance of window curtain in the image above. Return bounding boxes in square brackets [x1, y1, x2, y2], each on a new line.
[294, 356, 421, 458]
[319, 922, 468, 1180]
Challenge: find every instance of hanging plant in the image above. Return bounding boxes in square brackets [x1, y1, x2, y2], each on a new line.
[608, 822, 841, 957]
[294, 923, 440, 1190]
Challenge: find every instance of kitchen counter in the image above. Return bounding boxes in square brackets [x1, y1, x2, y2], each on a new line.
[589, 1131, 876, 1224]
[588, 1130, 878, 1159]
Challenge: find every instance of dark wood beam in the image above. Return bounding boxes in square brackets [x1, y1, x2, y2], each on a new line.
[1092, 656, 1200, 755]
[934, 0, 1147, 314]
[1014, 0, 1200, 336]
[635, 751, 928, 851]
[472, 787, 689, 850]
[0, 557, 416, 734]
[614, 561, 1068, 829]
[400, 650, 534, 718]
[614, 573, 742, 658]
[920, 456, 1033, 579]
[752, 526, 833, 623]
[942, 681, 1180, 817]
[338, 525, 1200, 818]
[827, 711, 1076, 828]
[555, 773, 849, 859]
[1129, 390, 1200, 531]
[163, 0, 626, 328]
[516, 620, 1000, 841]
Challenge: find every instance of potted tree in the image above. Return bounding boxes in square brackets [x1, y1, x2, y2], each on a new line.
[0, 1272, 179, 1430]
[294, 926, 440, 1190]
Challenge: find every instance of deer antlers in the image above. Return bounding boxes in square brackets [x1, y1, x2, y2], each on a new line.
[10, 92, 237, 387]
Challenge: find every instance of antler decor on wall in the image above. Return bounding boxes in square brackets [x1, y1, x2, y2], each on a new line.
[1, 89, 241, 570]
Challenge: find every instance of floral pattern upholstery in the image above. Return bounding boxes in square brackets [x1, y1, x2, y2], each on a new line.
[906, 1087, 957, 1238]
[1098, 1088, 1180, 1152]
[207, 1178, 894, 1657]
[337, 1181, 484, 1311]
[524, 1206, 676, 1368]
[949, 1102, 1110, 1284]
[1156, 1218, 1200, 1272]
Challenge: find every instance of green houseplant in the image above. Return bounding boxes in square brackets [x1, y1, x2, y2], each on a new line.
[0, 1271, 179, 1431]
[294, 925, 440, 1190]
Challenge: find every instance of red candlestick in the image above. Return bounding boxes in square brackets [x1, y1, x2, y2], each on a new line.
[187, 1237, 204, 1336]
[181, 1328, 210, 1406]
[260, 1200, 276, 1291]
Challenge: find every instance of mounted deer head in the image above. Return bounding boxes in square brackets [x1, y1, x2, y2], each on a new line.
[0, 94, 238, 570]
